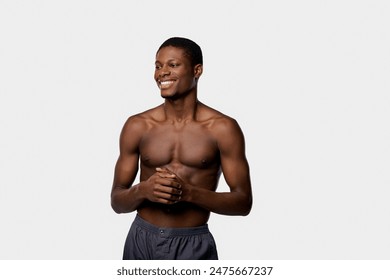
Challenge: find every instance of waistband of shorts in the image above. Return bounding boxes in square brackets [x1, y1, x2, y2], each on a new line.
[134, 214, 210, 236]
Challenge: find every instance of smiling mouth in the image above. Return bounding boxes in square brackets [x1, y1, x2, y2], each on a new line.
[159, 80, 175, 89]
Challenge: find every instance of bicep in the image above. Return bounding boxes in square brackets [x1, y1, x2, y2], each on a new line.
[217, 120, 251, 193]
[112, 117, 143, 189]
[113, 153, 139, 189]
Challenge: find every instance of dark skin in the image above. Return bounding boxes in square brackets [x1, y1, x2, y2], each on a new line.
[111, 46, 252, 227]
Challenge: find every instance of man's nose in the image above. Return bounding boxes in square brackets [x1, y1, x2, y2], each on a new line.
[159, 65, 171, 76]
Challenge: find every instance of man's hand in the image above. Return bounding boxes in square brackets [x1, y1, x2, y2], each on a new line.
[155, 167, 192, 202]
[140, 167, 182, 204]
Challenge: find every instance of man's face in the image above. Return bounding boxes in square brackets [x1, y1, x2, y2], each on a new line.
[154, 46, 201, 99]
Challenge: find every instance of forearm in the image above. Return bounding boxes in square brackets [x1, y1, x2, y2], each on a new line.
[111, 182, 145, 214]
[186, 187, 252, 216]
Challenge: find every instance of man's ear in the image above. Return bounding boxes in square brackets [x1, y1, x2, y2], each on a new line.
[194, 64, 203, 79]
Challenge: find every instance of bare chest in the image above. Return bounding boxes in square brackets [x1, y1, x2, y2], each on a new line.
[139, 123, 219, 169]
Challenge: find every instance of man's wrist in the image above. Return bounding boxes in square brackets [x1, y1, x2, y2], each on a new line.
[132, 182, 146, 201]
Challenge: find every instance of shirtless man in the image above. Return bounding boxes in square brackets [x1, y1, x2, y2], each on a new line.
[111, 37, 252, 260]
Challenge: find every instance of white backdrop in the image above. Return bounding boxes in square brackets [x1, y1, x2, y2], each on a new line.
[1, 0, 389, 260]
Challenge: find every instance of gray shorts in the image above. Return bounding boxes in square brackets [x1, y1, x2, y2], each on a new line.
[123, 214, 218, 260]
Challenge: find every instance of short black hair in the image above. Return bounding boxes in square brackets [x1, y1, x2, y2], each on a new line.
[157, 37, 203, 66]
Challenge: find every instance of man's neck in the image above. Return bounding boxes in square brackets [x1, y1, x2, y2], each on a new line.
[163, 94, 199, 122]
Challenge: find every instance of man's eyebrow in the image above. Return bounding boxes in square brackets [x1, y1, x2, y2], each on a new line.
[155, 58, 180, 64]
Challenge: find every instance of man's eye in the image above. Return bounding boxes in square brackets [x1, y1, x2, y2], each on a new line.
[170, 63, 178, 67]
[155, 65, 161, 70]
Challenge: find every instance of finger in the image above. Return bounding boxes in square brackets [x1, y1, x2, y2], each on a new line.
[156, 168, 176, 178]
[153, 190, 182, 202]
[155, 178, 181, 189]
[157, 198, 180, 205]
[154, 185, 182, 196]
[156, 167, 172, 173]
[156, 167, 177, 176]
[164, 169, 185, 185]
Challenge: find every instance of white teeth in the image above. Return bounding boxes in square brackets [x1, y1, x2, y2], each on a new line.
[160, 81, 174, 85]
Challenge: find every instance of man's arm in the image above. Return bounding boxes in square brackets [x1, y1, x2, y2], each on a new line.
[174, 118, 252, 216]
[111, 116, 182, 214]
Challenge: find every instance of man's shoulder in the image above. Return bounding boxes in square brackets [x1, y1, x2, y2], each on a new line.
[199, 103, 238, 128]
[123, 104, 164, 130]
[199, 104, 245, 146]
[126, 104, 163, 122]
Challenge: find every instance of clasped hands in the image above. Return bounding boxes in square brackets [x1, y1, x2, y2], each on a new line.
[143, 167, 186, 205]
